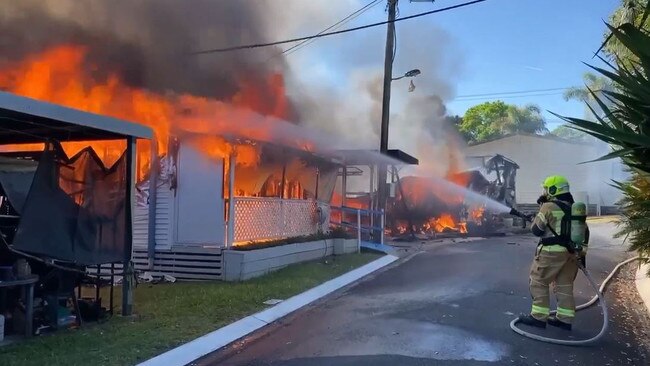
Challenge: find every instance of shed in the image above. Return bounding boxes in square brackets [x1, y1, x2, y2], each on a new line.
[0, 91, 153, 315]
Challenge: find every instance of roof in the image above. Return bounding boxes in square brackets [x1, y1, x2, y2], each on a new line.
[334, 149, 419, 166]
[466, 132, 593, 147]
[0, 91, 153, 144]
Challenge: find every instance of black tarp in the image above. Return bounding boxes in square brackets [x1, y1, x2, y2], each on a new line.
[0, 157, 37, 214]
[11, 143, 127, 265]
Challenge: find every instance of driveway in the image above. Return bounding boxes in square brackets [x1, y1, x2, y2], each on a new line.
[201, 220, 650, 365]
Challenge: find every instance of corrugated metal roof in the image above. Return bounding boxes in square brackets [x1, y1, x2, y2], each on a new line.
[0, 91, 153, 143]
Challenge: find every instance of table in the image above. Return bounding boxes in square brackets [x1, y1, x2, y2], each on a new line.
[0, 275, 38, 337]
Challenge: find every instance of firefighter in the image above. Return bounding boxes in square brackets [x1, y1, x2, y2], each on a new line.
[518, 175, 589, 331]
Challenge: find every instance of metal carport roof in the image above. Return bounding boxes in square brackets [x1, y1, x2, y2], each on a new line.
[0, 91, 152, 144]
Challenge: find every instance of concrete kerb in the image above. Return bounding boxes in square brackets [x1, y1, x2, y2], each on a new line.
[136, 254, 399, 366]
[635, 262, 650, 315]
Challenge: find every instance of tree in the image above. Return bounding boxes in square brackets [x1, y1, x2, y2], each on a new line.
[460, 101, 547, 143]
[604, 0, 650, 69]
[560, 11, 650, 261]
[563, 72, 614, 119]
[550, 125, 592, 142]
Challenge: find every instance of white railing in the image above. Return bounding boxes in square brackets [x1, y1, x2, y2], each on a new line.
[232, 197, 320, 244]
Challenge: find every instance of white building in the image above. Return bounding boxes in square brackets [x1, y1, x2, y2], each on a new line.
[463, 133, 626, 211]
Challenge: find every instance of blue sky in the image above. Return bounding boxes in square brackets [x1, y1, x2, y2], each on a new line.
[289, 0, 621, 132]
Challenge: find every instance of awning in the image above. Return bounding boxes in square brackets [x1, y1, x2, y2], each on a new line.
[0, 91, 153, 144]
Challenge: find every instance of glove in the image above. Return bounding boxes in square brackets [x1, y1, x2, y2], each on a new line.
[537, 195, 548, 205]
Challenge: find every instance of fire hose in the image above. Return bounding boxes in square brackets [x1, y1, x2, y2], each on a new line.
[507, 208, 646, 346]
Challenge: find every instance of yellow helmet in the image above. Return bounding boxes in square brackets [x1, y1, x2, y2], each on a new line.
[542, 175, 570, 197]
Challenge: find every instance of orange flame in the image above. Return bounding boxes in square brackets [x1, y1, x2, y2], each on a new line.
[0, 45, 298, 180]
[470, 206, 485, 223]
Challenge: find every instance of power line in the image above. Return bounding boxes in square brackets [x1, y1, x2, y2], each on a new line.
[281, 0, 383, 57]
[455, 91, 567, 102]
[192, 0, 489, 55]
[456, 87, 572, 98]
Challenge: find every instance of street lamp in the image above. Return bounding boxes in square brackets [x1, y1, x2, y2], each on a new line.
[391, 68, 421, 81]
[376, 66, 422, 216]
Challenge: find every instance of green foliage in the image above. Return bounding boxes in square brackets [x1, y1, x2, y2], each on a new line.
[559, 23, 650, 172]
[551, 125, 593, 142]
[561, 4, 650, 259]
[563, 72, 615, 119]
[460, 101, 547, 143]
[613, 174, 650, 260]
[605, 0, 650, 69]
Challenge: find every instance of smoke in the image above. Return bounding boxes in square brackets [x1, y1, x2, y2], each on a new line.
[0, 0, 465, 177]
[0, 0, 328, 105]
[292, 11, 465, 178]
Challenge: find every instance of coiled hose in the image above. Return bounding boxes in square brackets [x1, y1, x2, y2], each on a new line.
[510, 256, 644, 346]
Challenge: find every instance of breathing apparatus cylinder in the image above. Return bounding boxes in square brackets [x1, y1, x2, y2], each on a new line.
[570, 202, 587, 252]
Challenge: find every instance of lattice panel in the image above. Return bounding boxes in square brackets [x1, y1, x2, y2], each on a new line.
[233, 198, 318, 243]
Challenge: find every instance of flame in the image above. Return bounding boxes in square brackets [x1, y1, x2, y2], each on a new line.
[470, 206, 485, 223]
[392, 212, 466, 236]
[0, 45, 299, 180]
[422, 213, 463, 233]
[330, 192, 371, 224]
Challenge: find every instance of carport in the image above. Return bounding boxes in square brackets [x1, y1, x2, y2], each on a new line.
[0, 91, 152, 316]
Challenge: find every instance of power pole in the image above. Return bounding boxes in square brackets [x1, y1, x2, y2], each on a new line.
[376, 0, 398, 215]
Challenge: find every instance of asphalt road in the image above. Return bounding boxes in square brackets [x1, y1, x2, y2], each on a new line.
[202, 220, 650, 366]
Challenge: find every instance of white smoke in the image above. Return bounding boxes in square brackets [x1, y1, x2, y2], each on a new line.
[290, 7, 465, 178]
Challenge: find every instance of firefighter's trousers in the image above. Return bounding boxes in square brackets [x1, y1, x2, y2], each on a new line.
[529, 245, 579, 324]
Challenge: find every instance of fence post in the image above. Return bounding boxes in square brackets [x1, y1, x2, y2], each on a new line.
[227, 153, 236, 248]
[380, 209, 385, 245]
[357, 209, 362, 253]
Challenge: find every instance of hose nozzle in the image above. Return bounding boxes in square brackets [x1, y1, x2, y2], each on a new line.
[509, 208, 533, 223]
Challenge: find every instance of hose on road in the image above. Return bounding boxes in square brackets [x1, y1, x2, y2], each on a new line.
[510, 256, 644, 346]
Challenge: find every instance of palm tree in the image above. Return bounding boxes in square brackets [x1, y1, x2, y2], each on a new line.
[500, 104, 548, 135]
[560, 17, 650, 260]
[605, 0, 650, 68]
[563, 72, 614, 119]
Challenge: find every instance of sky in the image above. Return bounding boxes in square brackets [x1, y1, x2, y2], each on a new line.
[282, 0, 621, 132]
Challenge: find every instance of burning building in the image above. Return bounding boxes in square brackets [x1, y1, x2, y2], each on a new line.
[0, 1, 357, 280]
[0, 0, 479, 278]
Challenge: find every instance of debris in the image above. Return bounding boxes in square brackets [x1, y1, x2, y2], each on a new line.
[139, 272, 154, 283]
[163, 274, 176, 283]
[263, 299, 284, 305]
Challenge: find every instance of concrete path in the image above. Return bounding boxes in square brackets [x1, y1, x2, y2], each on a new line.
[201, 221, 650, 366]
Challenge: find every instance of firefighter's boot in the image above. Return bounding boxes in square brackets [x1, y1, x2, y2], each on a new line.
[547, 316, 572, 331]
[517, 314, 546, 329]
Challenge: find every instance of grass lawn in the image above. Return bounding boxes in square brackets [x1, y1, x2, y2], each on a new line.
[0, 253, 381, 366]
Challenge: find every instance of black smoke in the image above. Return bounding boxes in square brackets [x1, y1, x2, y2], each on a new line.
[0, 0, 289, 101]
